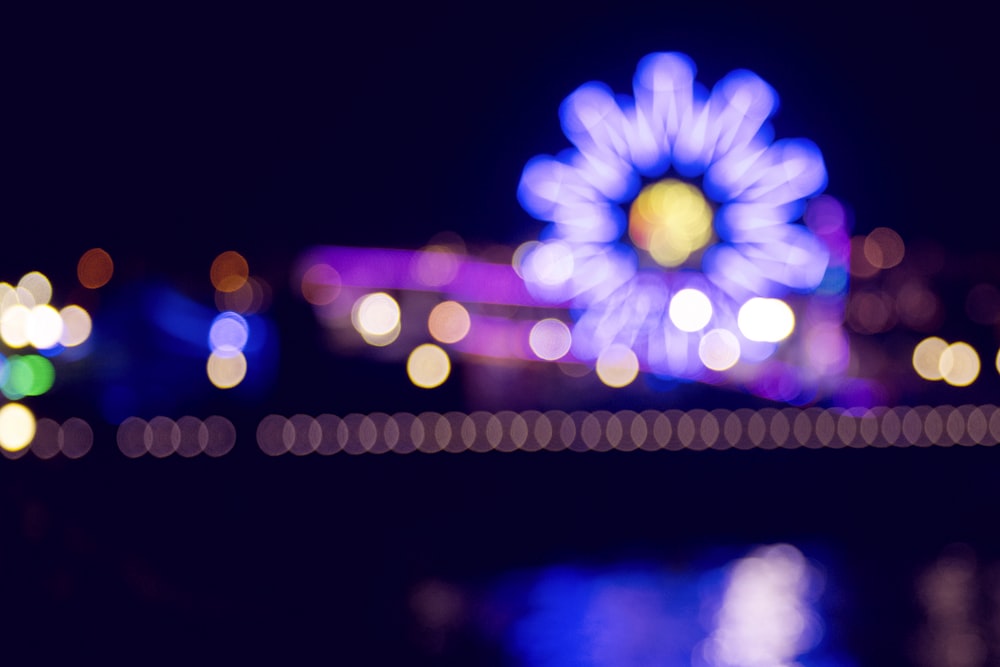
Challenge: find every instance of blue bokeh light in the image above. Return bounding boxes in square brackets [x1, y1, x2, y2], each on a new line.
[209, 311, 250, 356]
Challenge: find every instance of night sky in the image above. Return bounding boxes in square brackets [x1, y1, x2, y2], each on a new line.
[2, 3, 998, 663]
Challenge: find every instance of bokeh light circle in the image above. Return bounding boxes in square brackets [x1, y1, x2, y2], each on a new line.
[353, 292, 401, 337]
[204, 416, 237, 457]
[117, 417, 149, 458]
[913, 337, 948, 381]
[0, 403, 36, 452]
[32, 418, 61, 459]
[863, 227, 905, 269]
[207, 351, 248, 388]
[407, 344, 451, 389]
[211, 251, 249, 293]
[529, 319, 573, 361]
[300, 263, 342, 306]
[77, 248, 114, 288]
[596, 344, 640, 388]
[0, 304, 31, 348]
[18, 272, 52, 306]
[669, 288, 713, 332]
[427, 301, 471, 344]
[629, 179, 714, 267]
[26, 304, 64, 349]
[209, 311, 249, 355]
[940, 342, 980, 387]
[1, 355, 55, 399]
[737, 298, 795, 342]
[59, 305, 93, 347]
[698, 329, 741, 371]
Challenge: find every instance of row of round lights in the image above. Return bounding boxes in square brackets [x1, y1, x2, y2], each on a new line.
[13, 403, 995, 460]
[255, 404, 1000, 455]
[117, 415, 236, 458]
[0, 416, 93, 460]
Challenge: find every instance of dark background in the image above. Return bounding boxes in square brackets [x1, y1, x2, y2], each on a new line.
[2, 2, 998, 663]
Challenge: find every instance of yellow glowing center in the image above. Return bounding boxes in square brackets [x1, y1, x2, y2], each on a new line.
[628, 179, 714, 267]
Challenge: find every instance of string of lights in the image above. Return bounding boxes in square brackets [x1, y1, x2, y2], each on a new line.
[6, 404, 1000, 459]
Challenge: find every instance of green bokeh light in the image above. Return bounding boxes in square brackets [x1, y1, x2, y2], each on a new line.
[0, 354, 55, 399]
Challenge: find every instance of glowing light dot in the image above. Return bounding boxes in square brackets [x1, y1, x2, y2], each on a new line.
[427, 301, 471, 344]
[210, 251, 249, 293]
[78, 248, 114, 289]
[351, 292, 400, 336]
[0, 403, 36, 452]
[26, 304, 64, 349]
[940, 342, 980, 387]
[59, 305, 92, 347]
[529, 319, 572, 360]
[300, 263, 341, 306]
[0, 304, 31, 348]
[115, 417, 147, 458]
[629, 179, 713, 267]
[863, 227, 905, 269]
[668, 288, 713, 332]
[596, 344, 640, 388]
[18, 272, 52, 306]
[204, 416, 236, 457]
[526, 241, 574, 286]
[32, 418, 60, 459]
[209, 311, 249, 355]
[913, 337, 948, 381]
[737, 298, 795, 342]
[1, 355, 55, 399]
[207, 351, 247, 389]
[699, 329, 741, 371]
[61, 418, 93, 459]
[407, 344, 451, 389]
